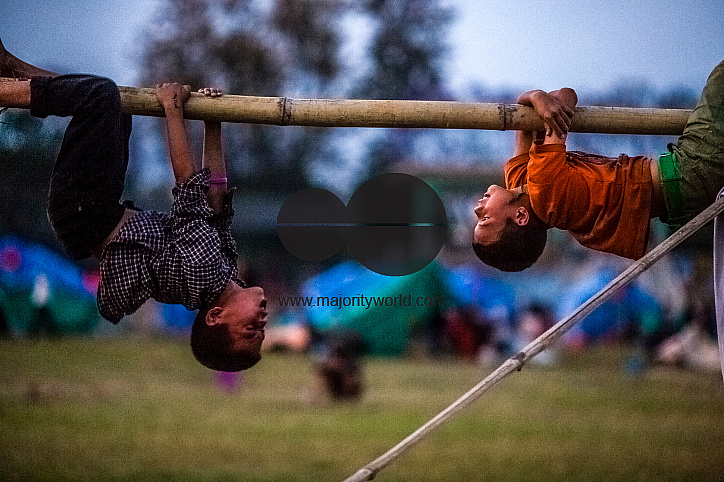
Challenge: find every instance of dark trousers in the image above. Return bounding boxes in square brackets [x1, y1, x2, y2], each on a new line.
[31, 75, 132, 260]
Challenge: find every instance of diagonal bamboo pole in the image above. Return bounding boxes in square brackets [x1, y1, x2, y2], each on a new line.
[343, 196, 724, 482]
[112, 85, 690, 135]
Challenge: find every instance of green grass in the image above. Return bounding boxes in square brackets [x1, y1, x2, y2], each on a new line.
[1, 337, 723, 481]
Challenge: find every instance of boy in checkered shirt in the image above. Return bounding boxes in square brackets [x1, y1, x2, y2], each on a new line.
[0, 39, 267, 371]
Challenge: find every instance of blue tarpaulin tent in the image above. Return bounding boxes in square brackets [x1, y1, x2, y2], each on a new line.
[301, 261, 448, 356]
[0, 235, 99, 335]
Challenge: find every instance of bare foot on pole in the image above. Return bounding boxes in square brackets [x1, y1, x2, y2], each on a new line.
[0, 38, 57, 79]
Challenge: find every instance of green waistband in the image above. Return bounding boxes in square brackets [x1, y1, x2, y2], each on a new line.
[658, 151, 684, 222]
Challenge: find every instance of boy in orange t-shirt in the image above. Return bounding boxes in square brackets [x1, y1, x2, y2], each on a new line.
[473, 60, 724, 272]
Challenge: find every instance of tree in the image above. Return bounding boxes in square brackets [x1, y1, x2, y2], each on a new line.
[358, 0, 452, 101]
[355, 0, 454, 174]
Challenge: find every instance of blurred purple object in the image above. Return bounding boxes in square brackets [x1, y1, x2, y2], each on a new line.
[216, 371, 242, 392]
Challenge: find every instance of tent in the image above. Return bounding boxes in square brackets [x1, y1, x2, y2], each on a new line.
[301, 261, 448, 356]
[0, 235, 99, 335]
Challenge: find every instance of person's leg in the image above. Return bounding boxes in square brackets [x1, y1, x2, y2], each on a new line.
[0, 39, 50, 108]
[0, 38, 56, 78]
[0, 42, 131, 259]
[32, 75, 132, 260]
[0, 78, 31, 108]
[663, 61, 724, 226]
[675, 61, 724, 156]
[674, 61, 724, 188]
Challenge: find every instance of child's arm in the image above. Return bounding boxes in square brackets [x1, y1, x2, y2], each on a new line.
[203, 126, 226, 214]
[156, 83, 197, 183]
[512, 90, 537, 157]
[543, 88, 577, 144]
[515, 89, 577, 149]
[196, 88, 227, 215]
[196, 89, 236, 264]
[203, 120, 226, 215]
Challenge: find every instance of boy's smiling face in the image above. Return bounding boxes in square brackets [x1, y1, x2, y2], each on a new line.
[473, 185, 523, 245]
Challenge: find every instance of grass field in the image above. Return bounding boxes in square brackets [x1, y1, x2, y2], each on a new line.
[1, 337, 723, 481]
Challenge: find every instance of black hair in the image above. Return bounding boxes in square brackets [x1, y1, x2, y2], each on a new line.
[473, 217, 547, 272]
[190, 307, 262, 372]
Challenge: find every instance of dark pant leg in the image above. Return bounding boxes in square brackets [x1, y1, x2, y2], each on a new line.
[31, 75, 132, 260]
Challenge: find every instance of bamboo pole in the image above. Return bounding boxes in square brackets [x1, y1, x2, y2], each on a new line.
[114, 86, 691, 135]
[342, 196, 724, 482]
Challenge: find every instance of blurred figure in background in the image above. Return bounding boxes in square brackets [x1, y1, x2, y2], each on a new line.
[315, 329, 365, 402]
[29, 273, 56, 338]
[511, 303, 557, 366]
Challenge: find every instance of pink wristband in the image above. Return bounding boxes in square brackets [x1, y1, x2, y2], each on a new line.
[209, 177, 228, 185]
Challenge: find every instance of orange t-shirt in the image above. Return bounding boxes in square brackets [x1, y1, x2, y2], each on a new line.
[505, 144, 654, 260]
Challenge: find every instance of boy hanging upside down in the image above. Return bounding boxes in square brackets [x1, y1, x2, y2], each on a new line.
[0, 39, 267, 371]
[473, 60, 724, 272]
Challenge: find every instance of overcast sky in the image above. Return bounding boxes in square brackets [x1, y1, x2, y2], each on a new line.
[2, 0, 722, 100]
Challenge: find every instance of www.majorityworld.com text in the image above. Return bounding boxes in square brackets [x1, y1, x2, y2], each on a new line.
[277, 294, 448, 310]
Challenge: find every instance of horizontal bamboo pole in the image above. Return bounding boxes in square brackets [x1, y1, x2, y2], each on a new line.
[116, 86, 691, 135]
[343, 196, 724, 482]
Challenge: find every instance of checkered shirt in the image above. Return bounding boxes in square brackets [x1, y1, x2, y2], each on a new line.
[97, 169, 238, 323]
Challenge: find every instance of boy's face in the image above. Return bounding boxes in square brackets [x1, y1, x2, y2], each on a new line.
[473, 185, 520, 245]
[218, 285, 268, 354]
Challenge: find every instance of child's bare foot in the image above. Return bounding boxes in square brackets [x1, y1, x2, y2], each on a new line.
[0, 38, 57, 79]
